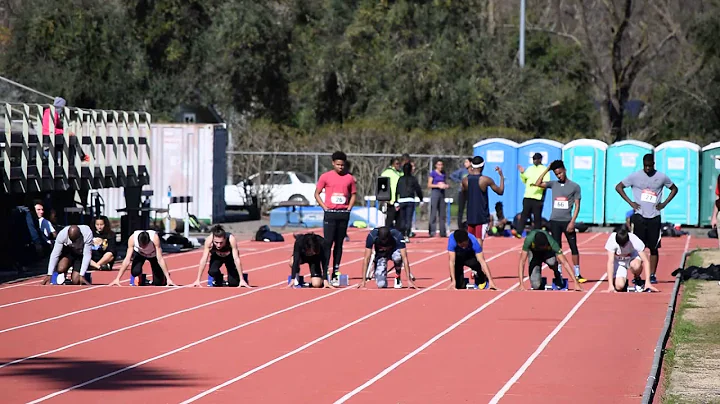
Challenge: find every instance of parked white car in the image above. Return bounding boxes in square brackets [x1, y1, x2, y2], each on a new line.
[225, 171, 323, 209]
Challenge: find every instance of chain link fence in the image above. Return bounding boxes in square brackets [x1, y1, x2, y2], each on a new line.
[226, 150, 471, 222]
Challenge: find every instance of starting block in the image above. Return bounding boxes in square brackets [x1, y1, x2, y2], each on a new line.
[541, 277, 568, 291]
[51, 270, 92, 285]
[329, 273, 350, 287]
[130, 274, 151, 286]
[626, 279, 649, 292]
[288, 275, 310, 288]
[207, 273, 249, 287]
[463, 277, 489, 290]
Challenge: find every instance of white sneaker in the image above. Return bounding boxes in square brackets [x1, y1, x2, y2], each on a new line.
[394, 278, 402, 289]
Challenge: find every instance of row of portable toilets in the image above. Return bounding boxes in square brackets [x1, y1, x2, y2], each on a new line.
[472, 139, 720, 227]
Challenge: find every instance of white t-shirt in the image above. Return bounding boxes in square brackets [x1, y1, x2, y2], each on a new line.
[604, 232, 645, 259]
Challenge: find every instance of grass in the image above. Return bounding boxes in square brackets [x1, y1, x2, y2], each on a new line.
[661, 249, 720, 404]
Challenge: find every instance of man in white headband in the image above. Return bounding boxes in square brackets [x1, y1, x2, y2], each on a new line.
[461, 156, 505, 246]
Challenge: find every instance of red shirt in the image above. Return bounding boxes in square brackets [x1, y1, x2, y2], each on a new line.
[316, 170, 356, 209]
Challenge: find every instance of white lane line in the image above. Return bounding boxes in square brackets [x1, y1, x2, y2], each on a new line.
[177, 248, 518, 404]
[0, 286, 104, 309]
[0, 255, 370, 370]
[24, 251, 448, 403]
[0, 287, 180, 335]
[488, 273, 607, 403]
[332, 232, 604, 403]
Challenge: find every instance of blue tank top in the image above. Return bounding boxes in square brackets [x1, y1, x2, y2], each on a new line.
[466, 174, 489, 225]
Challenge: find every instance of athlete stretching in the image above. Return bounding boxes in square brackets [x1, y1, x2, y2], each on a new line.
[192, 225, 250, 287]
[534, 160, 586, 283]
[461, 155, 504, 246]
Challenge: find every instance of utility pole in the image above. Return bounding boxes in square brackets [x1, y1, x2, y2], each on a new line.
[519, 0, 526, 67]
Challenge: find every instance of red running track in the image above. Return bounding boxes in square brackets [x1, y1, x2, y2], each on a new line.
[0, 230, 714, 403]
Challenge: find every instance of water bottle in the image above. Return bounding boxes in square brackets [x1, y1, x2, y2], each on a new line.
[167, 186, 172, 200]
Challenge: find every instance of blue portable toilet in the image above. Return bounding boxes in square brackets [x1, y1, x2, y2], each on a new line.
[516, 139, 564, 221]
[654, 140, 701, 226]
[561, 139, 608, 225]
[473, 138, 520, 218]
[605, 140, 654, 224]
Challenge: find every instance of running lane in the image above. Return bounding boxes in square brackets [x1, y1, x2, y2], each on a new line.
[327, 233, 604, 403]
[491, 236, 704, 404]
[0, 251, 366, 369]
[13, 252, 443, 404]
[188, 254, 523, 403]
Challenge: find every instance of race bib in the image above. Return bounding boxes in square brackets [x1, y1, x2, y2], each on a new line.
[331, 194, 347, 205]
[640, 189, 658, 204]
[553, 197, 569, 210]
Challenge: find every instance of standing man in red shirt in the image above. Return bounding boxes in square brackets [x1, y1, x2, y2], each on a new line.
[315, 151, 357, 283]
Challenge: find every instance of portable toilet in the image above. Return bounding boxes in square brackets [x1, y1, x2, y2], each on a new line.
[654, 140, 701, 226]
[473, 138, 520, 219]
[561, 139, 608, 225]
[516, 139, 564, 221]
[605, 140, 654, 224]
[700, 141, 720, 226]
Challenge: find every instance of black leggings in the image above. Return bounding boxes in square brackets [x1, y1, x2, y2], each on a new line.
[454, 253, 487, 289]
[208, 253, 241, 286]
[130, 252, 167, 286]
[323, 210, 350, 277]
[548, 220, 579, 256]
[519, 197, 544, 231]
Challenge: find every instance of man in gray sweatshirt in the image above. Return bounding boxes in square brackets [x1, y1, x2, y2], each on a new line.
[41, 225, 94, 285]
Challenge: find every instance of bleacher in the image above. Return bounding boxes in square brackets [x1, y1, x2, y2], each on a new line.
[1, 102, 152, 277]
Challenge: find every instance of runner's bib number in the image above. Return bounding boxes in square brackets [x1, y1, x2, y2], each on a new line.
[640, 189, 658, 204]
[331, 194, 347, 205]
[553, 198, 569, 210]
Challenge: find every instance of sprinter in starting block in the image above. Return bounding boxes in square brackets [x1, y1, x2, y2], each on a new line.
[446, 229, 499, 290]
[517, 229, 582, 291]
[41, 225, 94, 285]
[359, 226, 417, 289]
[288, 232, 331, 288]
[603, 226, 660, 293]
[109, 230, 176, 286]
[192, 225, 251, 287]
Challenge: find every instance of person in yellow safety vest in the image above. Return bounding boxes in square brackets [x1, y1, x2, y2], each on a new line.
[380, 157, 403, 229]
[517, 152, 550, 233]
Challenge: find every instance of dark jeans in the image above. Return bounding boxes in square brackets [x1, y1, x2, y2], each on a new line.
[398, 202, 415, 237]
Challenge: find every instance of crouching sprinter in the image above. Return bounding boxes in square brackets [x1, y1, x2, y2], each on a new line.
[359, 226, 417, 289]
[446, 229, 499, 290]
[517, 229, 581, 291]
[192, 225, 251, 288]
[289, 232, 332, 288]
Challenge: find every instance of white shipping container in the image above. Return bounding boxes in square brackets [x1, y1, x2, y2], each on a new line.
[98, 124, 216, 222]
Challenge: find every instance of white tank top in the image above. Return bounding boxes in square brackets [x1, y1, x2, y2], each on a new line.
[133, 230, 157, 257]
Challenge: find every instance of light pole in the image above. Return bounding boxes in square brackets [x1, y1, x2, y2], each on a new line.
[519, 0, 526, 67]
